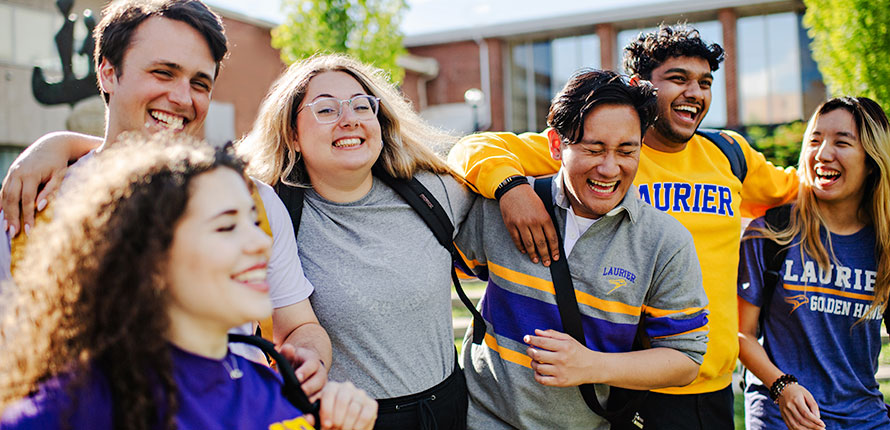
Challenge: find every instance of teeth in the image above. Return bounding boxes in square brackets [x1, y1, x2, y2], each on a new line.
[233, 268, 267, 283]
[587, 178, 617, 192]
[675, 105, 698, 114]
[150, 110, 185, 130]
[815, 167, 840, 178]
[333, 138, 362, 148]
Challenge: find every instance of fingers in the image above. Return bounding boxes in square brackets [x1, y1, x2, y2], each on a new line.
[780, 385, 825, 430]
[539, 221, 560, 264]
[1, 177, 21, 237]
[318, 382, 377, 430]
[518, 226, 541, 264]
[288, 347, 327, 400]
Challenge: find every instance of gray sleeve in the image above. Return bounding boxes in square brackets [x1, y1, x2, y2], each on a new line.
[453, 194, 488, 276]
[644, 225, 709, 364]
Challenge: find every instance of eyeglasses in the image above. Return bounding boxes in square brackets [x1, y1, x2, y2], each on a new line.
[300, 95, 381, 124]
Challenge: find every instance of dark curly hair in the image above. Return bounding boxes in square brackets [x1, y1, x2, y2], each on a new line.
[547, 69, 658, 144]
[0, 134, 248, 430]
[622, 24, 725, 79]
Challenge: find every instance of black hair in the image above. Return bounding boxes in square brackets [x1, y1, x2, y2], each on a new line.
[623, 24, 724, 79]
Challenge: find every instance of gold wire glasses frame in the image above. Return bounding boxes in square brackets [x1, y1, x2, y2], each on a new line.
[300, 95, 381, 124]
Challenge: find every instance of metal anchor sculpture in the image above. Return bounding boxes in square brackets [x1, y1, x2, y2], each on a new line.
[32, 0, 99, 106]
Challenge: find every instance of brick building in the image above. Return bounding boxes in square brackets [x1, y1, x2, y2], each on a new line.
[401, 0, 824, 135]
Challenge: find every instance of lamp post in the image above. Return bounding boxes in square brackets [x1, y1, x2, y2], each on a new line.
[464, 88, 484, 132]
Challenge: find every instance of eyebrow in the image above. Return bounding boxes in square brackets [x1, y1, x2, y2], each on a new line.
[813, 130, 856, 139]
[664, 67, 713, 81]
[310, 92, 368, 102]
[151, 60, 215, 84]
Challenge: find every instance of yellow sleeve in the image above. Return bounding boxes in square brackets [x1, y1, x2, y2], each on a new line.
[447, 130, 560, 199]
[730, 130, 800, 218]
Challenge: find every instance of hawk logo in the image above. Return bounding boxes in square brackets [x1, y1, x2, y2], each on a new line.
[607, 279, 627, 294]
[785, 294, 809, 314]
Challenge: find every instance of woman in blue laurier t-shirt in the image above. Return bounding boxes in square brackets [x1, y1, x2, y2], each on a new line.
[738, 97, 890, 430]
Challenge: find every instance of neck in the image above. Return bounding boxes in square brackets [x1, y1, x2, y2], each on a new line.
[166, 309, 230, 359]
[817, 197, 868, 235]
[643, 129, 687, 153]
[308, 169, 374, 203]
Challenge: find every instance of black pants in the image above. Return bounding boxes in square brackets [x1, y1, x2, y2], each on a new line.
[639, 385, 734, 430]
[373, 363, 468, 430]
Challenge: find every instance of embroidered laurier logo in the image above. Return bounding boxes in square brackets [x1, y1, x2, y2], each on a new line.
[607, 279, 627, 294]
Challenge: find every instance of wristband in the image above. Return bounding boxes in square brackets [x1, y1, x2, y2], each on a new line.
[769, 374, 797, 403]
[494, 175, 528, 200]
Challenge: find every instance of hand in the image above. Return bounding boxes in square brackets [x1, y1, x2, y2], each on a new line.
[279, 344, 328, 400]
[524, 329, 595, 387]
[777, 383, 825, 430]
[499, 184, 559, 266]
[313, 381, 377, 430]
[1, 134, 72, 237]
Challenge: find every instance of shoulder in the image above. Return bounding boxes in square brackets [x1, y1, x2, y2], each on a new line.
[635, 202, 694, 245]
[1, 370, 112, 430]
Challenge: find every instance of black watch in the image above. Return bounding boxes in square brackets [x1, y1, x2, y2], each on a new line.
[494, 175, 528, 200]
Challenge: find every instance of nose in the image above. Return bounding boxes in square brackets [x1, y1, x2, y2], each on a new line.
[597, 151, 621, 178]
[167, 78, 192, 107]
[337, 100, 360, 127]
[683, 81, 705, 101]
[245, 222, 273, 258]
[814, 140, 834, 162]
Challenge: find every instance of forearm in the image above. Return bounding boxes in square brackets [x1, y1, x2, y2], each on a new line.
[738, 331, 783, 388]
[38, 131, 102, 161]
[593, 348, 699, 390]
[280, 321, 333, 366]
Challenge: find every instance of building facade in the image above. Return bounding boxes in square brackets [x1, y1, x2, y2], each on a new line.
[401, 0, 823, 135]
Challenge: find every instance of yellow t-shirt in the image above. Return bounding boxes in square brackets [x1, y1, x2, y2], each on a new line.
[448, 129, 798, 394]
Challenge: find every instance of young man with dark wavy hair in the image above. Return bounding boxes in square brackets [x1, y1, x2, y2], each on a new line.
[448, 24, 798, 428]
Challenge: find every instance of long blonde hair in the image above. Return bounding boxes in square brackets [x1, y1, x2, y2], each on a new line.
[237, 53, 460, 187]
[762, 97, 890, 323]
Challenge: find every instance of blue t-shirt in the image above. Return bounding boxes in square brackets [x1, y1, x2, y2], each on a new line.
[738, 217, 889, 430]
[1, 345, 312, 430]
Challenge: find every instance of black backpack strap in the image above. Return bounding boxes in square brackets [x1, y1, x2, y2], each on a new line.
[532, 177, 646, 424]
[274, 182, 305, 237]
[373, 167, 487, 344]
[697, 128, 747, 183]
[759, 204, 793, 331]
[228, 334, 320, 423]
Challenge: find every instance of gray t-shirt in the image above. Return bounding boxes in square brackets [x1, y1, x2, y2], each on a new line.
[297, 172, 474, 398]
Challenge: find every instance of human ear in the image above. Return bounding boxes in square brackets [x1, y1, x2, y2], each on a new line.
[547, 128, 564, 161]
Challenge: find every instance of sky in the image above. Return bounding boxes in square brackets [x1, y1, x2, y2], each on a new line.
[203, 0, 670, 37]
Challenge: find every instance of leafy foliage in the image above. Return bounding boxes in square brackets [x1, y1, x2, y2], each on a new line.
[746, 121, 807, 168]
[271, 0, 408, 83]
[803, 0, 890, 113]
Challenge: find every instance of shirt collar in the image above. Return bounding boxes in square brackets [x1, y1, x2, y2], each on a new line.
[550, 169, 642, 223]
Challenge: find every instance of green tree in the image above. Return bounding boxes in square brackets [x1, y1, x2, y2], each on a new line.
[272, 0, 408, 83]
[803, 0, 890, 112]
[747, 121, 807, 168]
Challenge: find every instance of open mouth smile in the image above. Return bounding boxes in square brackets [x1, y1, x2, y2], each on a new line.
[231, 263, 269, 293]
[333, 137, 363, 148]
[815, 166, 840, 186]
[149, 110, 187, 131]
[587, 178, 618, 195]
[672, 104, 700, 123]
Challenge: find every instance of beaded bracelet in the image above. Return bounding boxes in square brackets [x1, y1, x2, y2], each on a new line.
[769, 374, 798, 403]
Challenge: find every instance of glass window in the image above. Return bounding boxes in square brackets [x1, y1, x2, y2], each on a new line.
[737, 12, 803, 124]
[617, 22, 728, 128]
[507, 33, 600, 132]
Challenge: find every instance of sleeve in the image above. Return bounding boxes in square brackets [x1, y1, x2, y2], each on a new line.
[453, 195, 490, 278]
[644, 226, 709, 364]
[447, 130, 560, 199]
[422, 173, 476, 240]
[737, 217, 770, 307]
[730, 131, 799, 218]
[254, 180, 314, 308]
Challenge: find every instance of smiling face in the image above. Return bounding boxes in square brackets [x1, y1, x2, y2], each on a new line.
[99, 17, 215, 141]
[804, 108, 870, 213]
[166, 168, 273, 337]
[295, 71, 383, 190]
[645, 56, 713, 151]
[549, 104, 642, 219]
